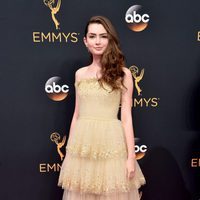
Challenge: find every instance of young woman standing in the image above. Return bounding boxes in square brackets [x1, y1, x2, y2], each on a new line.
[58, 15, 146, 200]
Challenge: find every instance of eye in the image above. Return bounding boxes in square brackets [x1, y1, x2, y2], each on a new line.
[88, 35, 95, 38]
[101, 35, 108, 38]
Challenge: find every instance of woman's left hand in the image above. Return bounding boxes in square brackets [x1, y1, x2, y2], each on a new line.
[126, 157, 135, 179]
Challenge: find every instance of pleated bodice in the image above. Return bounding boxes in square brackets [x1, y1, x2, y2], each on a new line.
[74, 77, 121, 120]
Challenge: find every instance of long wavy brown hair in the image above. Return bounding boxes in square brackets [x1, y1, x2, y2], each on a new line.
[84, 16, 127, 92]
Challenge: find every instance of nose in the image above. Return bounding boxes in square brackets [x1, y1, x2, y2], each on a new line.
[95, 36, 101, 44]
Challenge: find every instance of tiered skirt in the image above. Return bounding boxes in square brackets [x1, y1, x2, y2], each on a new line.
[58, 118, 146, 199]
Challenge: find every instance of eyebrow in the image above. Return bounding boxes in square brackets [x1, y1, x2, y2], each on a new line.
[88, 33, 108, 35]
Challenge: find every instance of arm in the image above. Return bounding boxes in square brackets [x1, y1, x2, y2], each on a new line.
[68, 70, 80, 139]
[120, 67, 136, 160]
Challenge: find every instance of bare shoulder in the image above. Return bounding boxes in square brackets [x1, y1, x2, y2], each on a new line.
[75, 66, 88, 81]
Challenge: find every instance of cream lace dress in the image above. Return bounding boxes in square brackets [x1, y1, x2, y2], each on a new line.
[58, 77, 146, 199]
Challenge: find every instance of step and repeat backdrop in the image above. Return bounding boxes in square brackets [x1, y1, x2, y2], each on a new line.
[0, 0, 199, 199]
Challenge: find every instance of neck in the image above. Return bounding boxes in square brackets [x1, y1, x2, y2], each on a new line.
[90, 55, 102, 70]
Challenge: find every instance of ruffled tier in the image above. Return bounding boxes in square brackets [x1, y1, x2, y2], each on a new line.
[58, 153, 145, 195]
[65, 118, 128, 160]
[58, 118, 146, 197]
[62, 187, 142, 200]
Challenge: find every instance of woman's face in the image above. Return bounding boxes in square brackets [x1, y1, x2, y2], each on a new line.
[84, 23, 109, 56]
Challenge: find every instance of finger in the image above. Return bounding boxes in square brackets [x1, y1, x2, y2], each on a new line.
[129, 171, 135, 179]
[125, 168, 128, 179]
[128, 171, 132, 179]
[127, 170, 129, 179]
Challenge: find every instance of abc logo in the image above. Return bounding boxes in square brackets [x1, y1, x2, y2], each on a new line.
[46, 82, 69, 93]
[45, 76, 69, 101]
[125, 5, 150, 32]
[126, 11, 149, 23]
[135, 145, 147, 153]
[134, 138, 148, 160]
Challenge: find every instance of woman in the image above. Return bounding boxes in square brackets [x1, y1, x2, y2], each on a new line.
[58, 15, 146, 200]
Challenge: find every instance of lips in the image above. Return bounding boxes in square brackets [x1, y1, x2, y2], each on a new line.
[94, 47, 103, 50]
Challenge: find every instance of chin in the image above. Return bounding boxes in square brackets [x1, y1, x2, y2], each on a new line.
[92, 50, 106, 56]
[94, 53, 104, 56]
